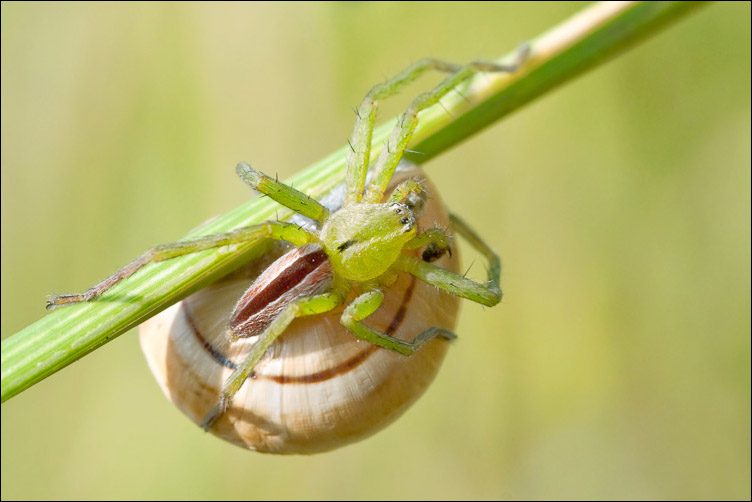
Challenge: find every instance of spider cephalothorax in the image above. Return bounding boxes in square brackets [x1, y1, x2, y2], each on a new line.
[320, 200, 417, 281]
[47, 48, 528, 451]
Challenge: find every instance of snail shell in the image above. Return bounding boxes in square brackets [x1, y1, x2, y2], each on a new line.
[139, 164, 460, 454]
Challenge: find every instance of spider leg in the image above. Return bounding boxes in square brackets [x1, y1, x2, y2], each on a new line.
[363, 45, 530, 204]
[46, 221, 315, 309]
[389, 178, 428, 214]
[200, 291, 343, 430]
[340, 289, 456, 357]
[395, 213, 502, 307]
[404, 227, 453, 262]
[345, 58, 468, 206]
[236, 163, 329, 223]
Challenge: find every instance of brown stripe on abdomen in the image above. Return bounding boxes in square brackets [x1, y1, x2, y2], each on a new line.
[230, 245, 330, 336]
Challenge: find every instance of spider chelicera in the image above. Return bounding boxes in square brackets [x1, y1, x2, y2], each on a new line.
[47, 47, 528, 429]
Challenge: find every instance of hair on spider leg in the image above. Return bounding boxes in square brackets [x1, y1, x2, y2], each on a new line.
[462, 259, 476, 279]
[347, 138, 356, 153]
[430, 223, 454, 242]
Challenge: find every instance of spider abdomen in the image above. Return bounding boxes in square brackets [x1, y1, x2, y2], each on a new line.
[229, 244, 333, 338]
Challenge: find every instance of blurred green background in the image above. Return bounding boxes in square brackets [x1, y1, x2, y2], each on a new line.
[1, 2, 749, 500]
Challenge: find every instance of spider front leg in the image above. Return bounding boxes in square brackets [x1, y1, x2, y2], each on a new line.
[201, 291, 343, 430]
[340, 289, 456, 357]
[363, 44, 530, 204]
[396, 213, 502, 307]
[236, 163, 329, 224]
[345, 58, 468, 206]
[46, 221, 315, 310]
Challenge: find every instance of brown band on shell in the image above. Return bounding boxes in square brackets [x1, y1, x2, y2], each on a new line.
[185, 270, 418, 383]
[266, 275, 418, 384]
[386, 275, 416, 335]
[269, 346, 376, 384]
[185, 305, 237, 370]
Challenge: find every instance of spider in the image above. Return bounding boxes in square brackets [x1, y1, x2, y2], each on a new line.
[47, 48, 528, 430]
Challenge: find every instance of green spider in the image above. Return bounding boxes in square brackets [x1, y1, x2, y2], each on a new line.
[47, 48, 527, 430]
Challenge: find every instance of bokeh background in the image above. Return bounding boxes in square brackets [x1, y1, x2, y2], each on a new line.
[2, 2, 749, 500]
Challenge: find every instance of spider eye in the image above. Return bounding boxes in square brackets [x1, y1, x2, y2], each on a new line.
[400, 217, 409, 225]
[395, 207, 403, 214]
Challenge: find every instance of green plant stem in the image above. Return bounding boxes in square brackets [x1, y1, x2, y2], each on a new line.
[1, 1, 707, 402]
